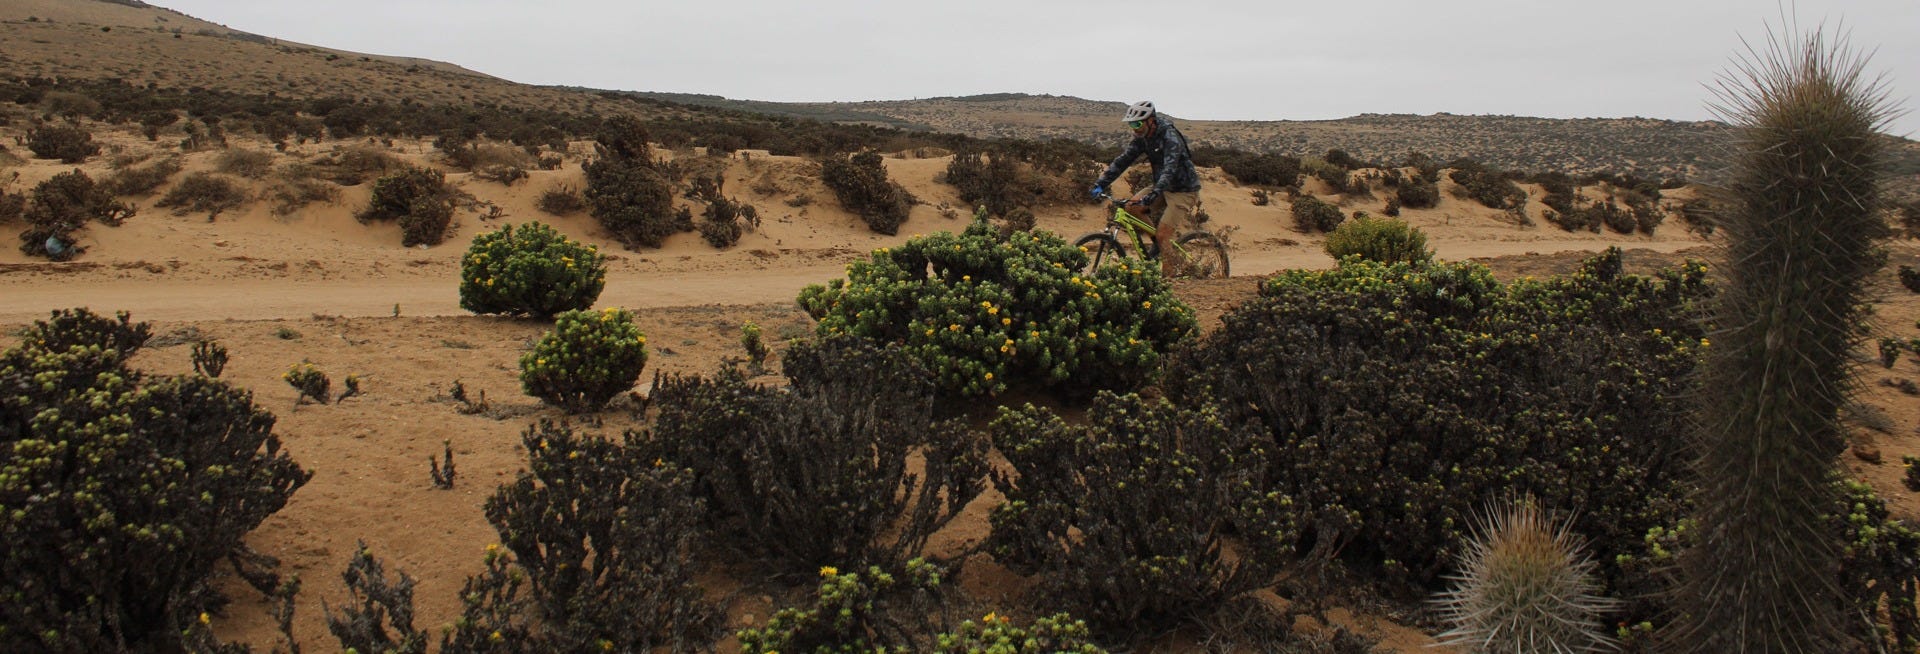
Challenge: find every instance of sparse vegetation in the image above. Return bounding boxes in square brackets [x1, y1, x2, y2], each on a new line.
[536, 185, 586, 215]
[216, 148, 276, 179]
[1289, 194, 1344, 233]
[157, 172, 250, 219]
[100, 156, 184, 196]
[360, 166, 457, 246]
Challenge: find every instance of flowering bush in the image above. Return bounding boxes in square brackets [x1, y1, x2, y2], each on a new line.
[458, 222, 606, 318]
[283, 361, 331, 404]
[933, 613, 1106, 654]
[1166, 249, 1709, 592]
[797, 216, 1195, 397]
[1322, 214, 1431, 265]
[519, 308, 647, 413]
[0, 308, 311, 652]
[987, 392, 1292, 642]
[737, 560, 944, 653]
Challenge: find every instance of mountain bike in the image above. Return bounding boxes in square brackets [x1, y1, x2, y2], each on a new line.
[1074, 193, 1230, 279]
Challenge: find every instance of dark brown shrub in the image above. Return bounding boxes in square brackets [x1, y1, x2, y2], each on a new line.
[360, 167, 457, 246]
[536, 185, 586, 216]
[822, 151, 913, 235]
[1290, 194, 1344, 233]
[27, 123, 100, 163]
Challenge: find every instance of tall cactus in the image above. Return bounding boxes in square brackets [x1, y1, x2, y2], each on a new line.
[1674, 26, 1895, 652]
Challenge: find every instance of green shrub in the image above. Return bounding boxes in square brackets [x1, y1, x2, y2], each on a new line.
[283, 361, 331, 405]
[101, 156, 183, 196]
[1323, 215, 1431, 265]
[20, 169, 135, 260]
[1395, 175, 1440, 209]
[157, 172, 249, 219]
[519, 308, 647, 413]
[987, 392, 1290, 642]
[1435, 499, 1618, 652]
[215, 148, 275, 179]
[26, 123, 100, 163]
[0, 308, 312, 652]
[483, 421, 720, 651]
[1219, 152, 1302, 187]
[697, 195, 758, 248]
[933, 613, 1107, 654]
[945, 150, 1037, 217]
[360, 166, 457, 246]
[1448, 165, 1527, 210]
[583, 157, 679, 248]
[324, 543, 429, 654]
[822, 150, 913, 235]
[1165, 250, 1708, 596]
[535, 185, 586, 216]
[639, 337, 989, 574]
[1289, 194, 1344, 233]
[797, 216, 1195, 397]
[737, 560, 944, 653]
[458, 222, 607, 318]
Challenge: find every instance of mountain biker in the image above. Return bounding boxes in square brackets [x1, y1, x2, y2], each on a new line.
[1088, 100, 1201, 277]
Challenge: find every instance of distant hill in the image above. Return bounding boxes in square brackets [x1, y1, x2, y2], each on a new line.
[5, 1, 1916, 191]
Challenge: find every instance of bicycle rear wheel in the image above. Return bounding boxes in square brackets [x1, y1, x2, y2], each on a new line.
[1173, 232, 1231, 279]
[1073, 233, 1127, 275]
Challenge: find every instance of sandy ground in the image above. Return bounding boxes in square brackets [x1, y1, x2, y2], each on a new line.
[20, 124, 1919, 653]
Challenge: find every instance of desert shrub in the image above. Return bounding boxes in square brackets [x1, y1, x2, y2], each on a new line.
[41, 91, 102, 119]
[324, 544, 429, 654]
[100, 156, 183, 196]
[0, 308, 311, 652]
[283, 361, 331, 404]
[1532, 172, 1578, 215]
[139, 110, 179, 141]
[933, 613, 1107, 654]
[821, 150, 914, 234]
[639, 336, 990, 574]
[1310, 161, 1359, 195]
[945, 150, 1038, 217]
[318, 144, 406, 185]
[583, 155, 680, 249]
[987, 392, 1293, 642]
[1164, 250, 1708, 595]
[215, 148, 275, 179]
[1902, 265, 1920, 293]
[360, 166, 457, 246]
[536, 185, 586, 215]
[1449, 165, 1527, 210]
[1220, 152, 1302, 188]
[519, 308, 646, 413]
[1322, 215, 1432, 265]
[20, 169, 135, 260]
[698, 195, 759, 248]
[1833, 481, 1920, 650]
[436, 544, 536, 653]
[192, 340, 228, 377]
[737, 560, 945, 653]
[797, 215, 1195, 397]
[483, 421, 721, 651]
[1289, 194, 1344, 233]
[266, 165, 341, 215]
[1434, 499, 1618, 652]
[0, 190, 22, 224]
[27, 123, 100, 163]
[474, 164, 528, 186]
[459, 222, 607, 318]
[1630, 197, 1666, 235]
[740, 322, 770, 370]
[157, 172, 249, 219]
[1395, 175, 1440, 209]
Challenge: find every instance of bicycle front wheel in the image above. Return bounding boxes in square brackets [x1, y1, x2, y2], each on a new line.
[1073, 233, 1127, 275]
[1174, 232, 1231, 279]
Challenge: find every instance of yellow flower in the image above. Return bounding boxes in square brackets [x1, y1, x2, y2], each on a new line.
[486, 543, 502, 555]
[988, 307, 999, 315]
[985, 372, 994, 381]
[925, 328, 935, 336]
[199, 612, 210, 625]
[949, 324, 961, 332]
[1087, 331, 1097, 340]
[490, 631, 504, 643]
[1142, 301, 1152, 309]
[1700, 338, 1711, 348]
[984, 612, 998, 623]
[654, 458, 664, 467]
[962, 275, 971, 281]
[1001, 318, 1011, 325]
[819, 566, 839, 577]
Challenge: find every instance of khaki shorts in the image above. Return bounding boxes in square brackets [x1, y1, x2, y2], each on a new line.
[1149, 191, 1200, 234]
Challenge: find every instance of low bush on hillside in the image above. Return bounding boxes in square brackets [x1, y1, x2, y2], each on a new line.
[822, 150, 914, 235]
[19, 169, 135, 260]
[1395, 173, 1441, 209]
[315, 144, 407, 185]
[698, 195, 759, 248]
[1449, 163, 1528, 210]
[157, 172, 249, 219]
[519, 308, 646, 413]
[459, 222, 607, 318]
[1217, 152, 1303, 188]
[266, 164, 341, 215]
[473, 421, 721, 651]
[638, 337, 989, 574]
[26, 123, 100, 163]
[945, 150, 1047, 217]
[359, 166, 457, 246]
[0, 308, 312, 652]
[1165, 250, 1709, 603]
[988, 392, 1292, 642]
[216, 148, 275, 179]
[1290, 194, 1344, 233]
[797, 215, 1195, 398]
[536, 185, 586, 216]
[1323, 215, 1432, 265]
[583, 118, 685, 248]
[100, 156, 183, 196]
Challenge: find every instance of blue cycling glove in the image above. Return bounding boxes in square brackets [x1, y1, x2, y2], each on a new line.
[1089, 185, 1105, 200]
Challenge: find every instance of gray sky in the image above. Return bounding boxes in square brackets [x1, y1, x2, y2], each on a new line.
[150, 1, 1919, 137]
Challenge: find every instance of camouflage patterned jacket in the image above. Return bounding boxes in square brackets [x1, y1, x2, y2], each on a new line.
[1094, 116, 1201, 197]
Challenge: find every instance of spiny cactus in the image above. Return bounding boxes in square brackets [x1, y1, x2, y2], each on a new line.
[1435, 499, 1618, 653]
[1674, 25, 1897, 652]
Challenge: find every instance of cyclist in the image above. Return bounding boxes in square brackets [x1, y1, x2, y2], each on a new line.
[1088, 100, 1201, 277]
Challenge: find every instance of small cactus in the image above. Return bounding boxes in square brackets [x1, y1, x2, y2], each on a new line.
[1435, 499, 1618, 653]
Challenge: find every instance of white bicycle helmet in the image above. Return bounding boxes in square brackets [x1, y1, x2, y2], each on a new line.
[1123, 100, 1156, 123]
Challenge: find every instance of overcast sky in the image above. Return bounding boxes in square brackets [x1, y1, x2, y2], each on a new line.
[148, 1, 1918, 137]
